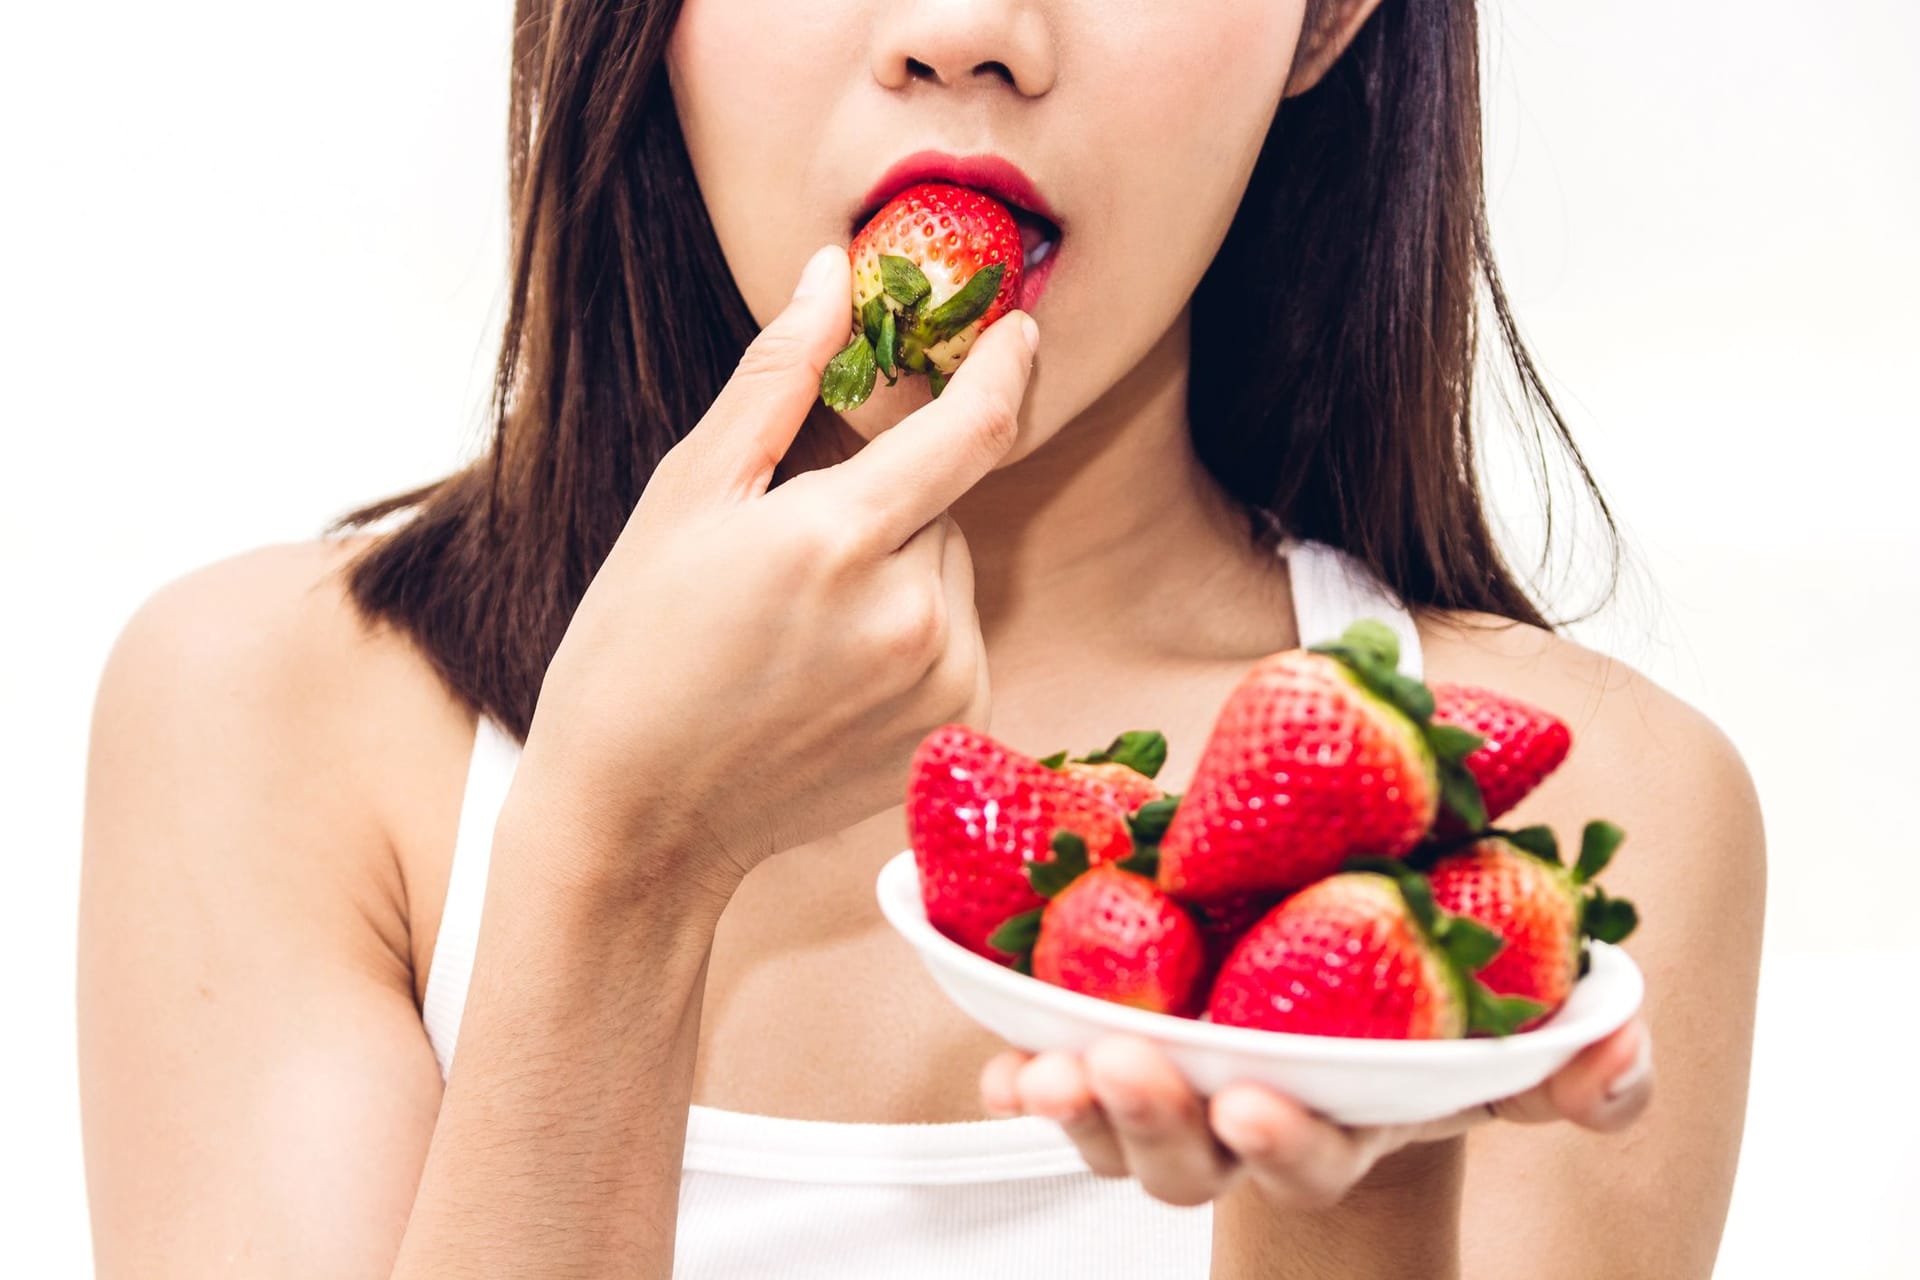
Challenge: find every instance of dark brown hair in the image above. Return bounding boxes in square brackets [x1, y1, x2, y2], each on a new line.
[329, 0, 1617, 741]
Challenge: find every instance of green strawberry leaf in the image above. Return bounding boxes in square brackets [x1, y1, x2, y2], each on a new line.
[1115, 845, 1160, 877]
[1502, 824, 1561, 864]
[1395, 865, 1441, 935]
[1574, 820, 1626, 883]
[1438, 759, 1489, 833]
[1466, 983, 1547, 1037]
[1582, 889, 1640, 944]
[1313, 619, 1401, 672]
[1010, 953, 1034, 976]
[1026, 830, 1091, 898]
[1126, 795, 1181, 848]
[1037, 751, 1068, 770]
[916, 262, 1006, 346]
[927, 366, 949, 398]
[988, 907, 1043, 961]
[1426, 722, 1485, 765]
[1075, 730, 1168, 780]
[876, 306, 898, 383]
[861, 294, 887, 351]
[1436, 914, 1505, 973]
[880, 253, 932, 307]
[819, 334, 878, 411]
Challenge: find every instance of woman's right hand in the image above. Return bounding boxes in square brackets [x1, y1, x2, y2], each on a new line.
[511, 244, 1041, 907]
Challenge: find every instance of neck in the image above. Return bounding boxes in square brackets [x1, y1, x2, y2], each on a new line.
[950, 310, 1291, 668]
[791, 310, 1297, 672]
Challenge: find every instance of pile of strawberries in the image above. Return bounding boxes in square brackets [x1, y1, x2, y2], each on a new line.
[906, 621, 1638, 1040]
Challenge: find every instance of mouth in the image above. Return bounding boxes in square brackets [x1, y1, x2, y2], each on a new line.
[851, 149, 1064, 283]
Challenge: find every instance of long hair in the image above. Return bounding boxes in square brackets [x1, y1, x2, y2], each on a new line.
[329, 0, 1617, 742]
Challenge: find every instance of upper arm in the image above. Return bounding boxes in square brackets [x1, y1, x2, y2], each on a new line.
[1424, 615, 1766, 1280]
[78, 544, 447, 1278]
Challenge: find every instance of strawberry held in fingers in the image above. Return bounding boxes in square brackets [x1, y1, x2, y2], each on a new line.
[907, 725, 1153, 961]
[819, 182, 1024, 410]
[1155, 620, 1487, 903]
[988, 836, 1205, 1015]
[1430, 683, 1572, 834]
[1427, 822, 1639, 1028]
[1206, 867, 1543, 1039]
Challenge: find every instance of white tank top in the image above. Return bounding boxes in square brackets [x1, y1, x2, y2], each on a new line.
[419, 536, 1421, 1277]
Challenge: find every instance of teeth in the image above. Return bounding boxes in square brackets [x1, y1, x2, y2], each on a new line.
[1024, 237, 1055, 269]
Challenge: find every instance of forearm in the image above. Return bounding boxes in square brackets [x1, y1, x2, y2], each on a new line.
[391, 790, 724, 1279]
[1210, 1139, 1464, 1280]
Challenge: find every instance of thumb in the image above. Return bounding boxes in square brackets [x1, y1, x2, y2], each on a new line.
[687, 244, 854, 494]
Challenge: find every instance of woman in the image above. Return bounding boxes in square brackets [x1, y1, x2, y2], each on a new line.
[76, 0, 1764, 1276]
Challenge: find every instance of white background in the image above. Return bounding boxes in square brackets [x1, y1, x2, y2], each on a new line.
[4, 1, 1915, 1274]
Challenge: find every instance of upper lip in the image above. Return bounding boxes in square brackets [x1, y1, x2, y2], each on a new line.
[853, 150, 1061, 235]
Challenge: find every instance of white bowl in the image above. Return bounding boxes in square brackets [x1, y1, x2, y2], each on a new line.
[876, 850, 1644, 1126]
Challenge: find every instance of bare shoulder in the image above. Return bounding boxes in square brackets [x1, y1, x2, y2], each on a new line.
[1417, 610, 1762, 847]
[81, 537, 470, 1275]
[87, 536, 475, 976]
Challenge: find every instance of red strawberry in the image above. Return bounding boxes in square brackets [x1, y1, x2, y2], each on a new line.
[1426, 822, 1638, 1029]
[1429, 683, 1571, 834]
[1206, 867, 1541, 1039]
[906, 725, 1139, 961]
[1191, 889, 1285, 988]
[1038, 730, 1169, 813]
[1026, 865, 1205, 1015]
[1156, 621, 1486, 903]
[1061, 761, 1162, 811]
[820, 182, 1024, 409]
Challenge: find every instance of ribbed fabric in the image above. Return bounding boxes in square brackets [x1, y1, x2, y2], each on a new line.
[418, 538, 1420, 1276]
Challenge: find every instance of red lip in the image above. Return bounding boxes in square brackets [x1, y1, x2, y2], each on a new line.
[856, 150, 1059, 230]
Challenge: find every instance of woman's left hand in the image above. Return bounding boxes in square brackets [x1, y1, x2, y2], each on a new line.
[979, 1016, 1654, 1209]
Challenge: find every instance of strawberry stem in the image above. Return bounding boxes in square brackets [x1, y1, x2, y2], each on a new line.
[911, 262, 1005, 347]
[1072, 730, 1168, 779]
[819, 333, 878, 411]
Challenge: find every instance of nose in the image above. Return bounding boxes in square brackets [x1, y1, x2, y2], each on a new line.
[870, 0, 1057, 98]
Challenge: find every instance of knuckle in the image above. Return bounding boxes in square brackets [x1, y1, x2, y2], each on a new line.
[965, 385, 1021, 454]
[795, 501, 867, 567]
[876, 588, 944, 670]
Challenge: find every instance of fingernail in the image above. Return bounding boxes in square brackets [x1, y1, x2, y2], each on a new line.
[1016, 312, 1039, 354]
[1604, 1033, 1653, 1101]
[791, 246, 838, 301]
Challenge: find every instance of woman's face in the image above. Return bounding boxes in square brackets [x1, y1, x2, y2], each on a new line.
[667, 0, 1310, 459]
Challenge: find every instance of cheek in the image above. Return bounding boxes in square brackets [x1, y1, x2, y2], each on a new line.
[669, 1, 851, 318]
[1096, 4, 1299, 254]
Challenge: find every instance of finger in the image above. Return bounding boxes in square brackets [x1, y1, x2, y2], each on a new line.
[980, 1050, 1028, 1118]
[1208, 1085, 1373, 1209]
[1422, 1018, 1654, 1140]
[1083, 1036, 1232, 1206]
[1012, 1051, 1128, 1177]
[684, 244, 853, 495]
[827, 310, 1039, 551]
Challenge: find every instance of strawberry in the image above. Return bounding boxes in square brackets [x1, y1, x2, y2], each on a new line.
[991, 844, 1205, 1015]
[1038, 729, 1169, 813]
[1206, 866, 1542, 1039]
[1426, 822, 1638, 1029]
[907, 725, 1146, 961]
[1155, 620, 1486, 903]
[1429, 683, 1572, 834]
[819, 182, 1024, 410]
[1190, 889, 1285, 989]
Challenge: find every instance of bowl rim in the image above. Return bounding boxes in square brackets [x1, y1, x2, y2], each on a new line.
[876, 849, 1644, 1065]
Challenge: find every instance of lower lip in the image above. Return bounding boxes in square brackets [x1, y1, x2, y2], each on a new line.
[1018, 240, 1061, 312]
